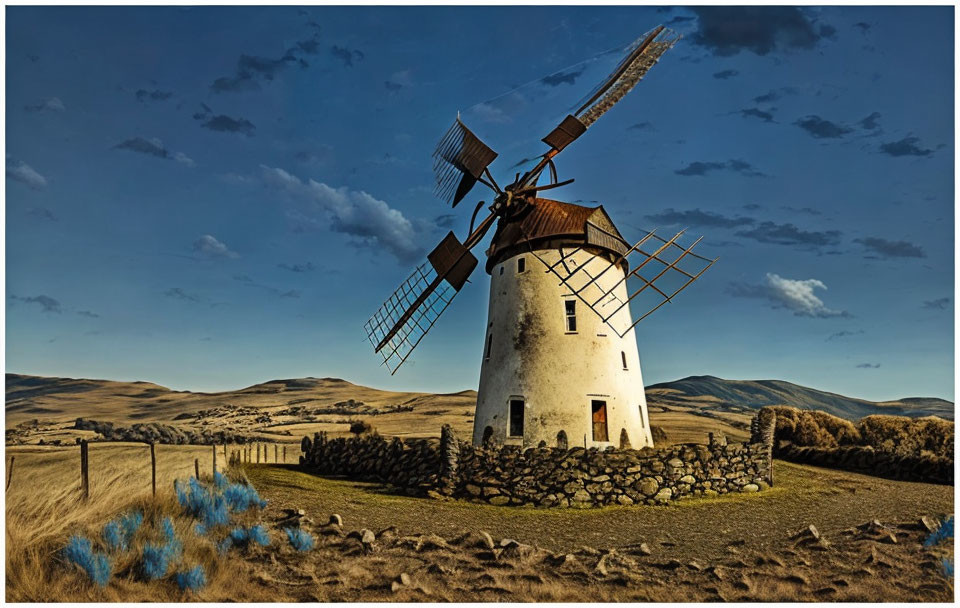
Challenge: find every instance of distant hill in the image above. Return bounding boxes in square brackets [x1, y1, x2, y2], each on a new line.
[646, 375, 954, 421]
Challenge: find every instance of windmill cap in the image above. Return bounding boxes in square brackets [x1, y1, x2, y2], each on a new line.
[485, 198, 630, 273]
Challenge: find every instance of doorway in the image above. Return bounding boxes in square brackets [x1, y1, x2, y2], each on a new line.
[591, 400, 608, 442]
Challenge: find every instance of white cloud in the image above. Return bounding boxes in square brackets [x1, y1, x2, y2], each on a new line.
[728, 272, 848, 318]
[259, 165, 421, 263]
[173, 151, 196, 167]
[25, 97, 65, 112]
[193, 234, 239, 259]
[6, 157, 48, 189]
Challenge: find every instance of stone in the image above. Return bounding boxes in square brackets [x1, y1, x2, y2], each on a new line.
[679, 475, 696, 485]
[741, 483, 759, 493]
[617, 494, 634, 505]
[465, 484, 482, 496]
[667, 458, 684, 469]
[653, 488, 672, 502]
[489, 495, 510, 506]
[637, 543, 652, 556]
[638, 477, 659, 497]
[361, 529, 376, 545]
[479, 531, 495, 550]
[499, 538, 520, 549]
[398, 572, 412, 586]
[329, 514, 343, 526]
[482, 486, 501, 497]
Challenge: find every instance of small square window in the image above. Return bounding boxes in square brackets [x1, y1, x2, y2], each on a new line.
[517, 257, 526, 273]
[564, 300, 577, 332]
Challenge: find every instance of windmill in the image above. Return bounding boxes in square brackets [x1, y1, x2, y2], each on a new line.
[365, 25, 716, 449]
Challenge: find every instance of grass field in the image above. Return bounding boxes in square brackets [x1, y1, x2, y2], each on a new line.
[4, 441, 954, 602]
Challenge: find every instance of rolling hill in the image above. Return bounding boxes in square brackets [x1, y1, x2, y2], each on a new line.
[647, 375, 954, 420]
[5, 372, 953, 448]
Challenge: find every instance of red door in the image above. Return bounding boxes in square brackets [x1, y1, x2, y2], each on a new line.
[591, 400, 608, 442]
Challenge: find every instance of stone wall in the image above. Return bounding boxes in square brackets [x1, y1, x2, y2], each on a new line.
[298, 410, 777, 507]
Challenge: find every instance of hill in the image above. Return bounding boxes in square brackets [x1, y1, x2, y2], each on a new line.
[5, 372, 952, 448]
[647, 375, 954, 420]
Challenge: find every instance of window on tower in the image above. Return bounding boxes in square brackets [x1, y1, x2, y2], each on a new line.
[517, 257, 526, 273]
[564, 300, 577, 332]
[591, 400, 608, 442]
[484, 334, 492, 360]
[621, 351, 628, 370]
[508, 399, 525, 437]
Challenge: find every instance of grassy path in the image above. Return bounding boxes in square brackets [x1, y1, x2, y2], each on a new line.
[246, 460, 953, 561]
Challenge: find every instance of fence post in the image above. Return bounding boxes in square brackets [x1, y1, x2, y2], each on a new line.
[150, 442, 157, 497]
[80, 440, 89, 500]
[274, 444, 278, 462]
[212, 444, 217, 477]
[283, 446, 287, 463]
[6, 456, 14, 490]
[256, 444, 260, 463]
[194, 458, 200, 480]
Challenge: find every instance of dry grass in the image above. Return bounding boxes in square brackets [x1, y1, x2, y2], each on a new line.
[4, 443, 286, 602]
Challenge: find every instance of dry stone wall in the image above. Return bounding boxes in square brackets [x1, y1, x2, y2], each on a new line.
[298, 411, 776, 507]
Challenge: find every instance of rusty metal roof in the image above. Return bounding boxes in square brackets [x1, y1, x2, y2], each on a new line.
[485, 198, 626, 272]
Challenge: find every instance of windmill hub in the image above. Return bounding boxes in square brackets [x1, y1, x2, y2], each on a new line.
[365, 24, 716, 449]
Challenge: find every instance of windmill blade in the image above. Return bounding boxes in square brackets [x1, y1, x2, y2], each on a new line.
[365, 229, 485, 374]
[432, 116, 498, 207]
[573, 25, 681, 128]
[530, 226, 716, 338]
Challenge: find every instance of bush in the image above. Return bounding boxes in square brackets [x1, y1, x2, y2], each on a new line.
[175, 565, 207, 593]
[284, 527, 315, 552]
[769, 406, 860, 448]
[349, 420, 373, 435]
[858, 415, 954, 460]
[102, 510, 143, 552]
[63, 535, 112, 587]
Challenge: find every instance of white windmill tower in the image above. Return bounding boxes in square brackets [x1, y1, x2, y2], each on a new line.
[365, 25, 715, 449]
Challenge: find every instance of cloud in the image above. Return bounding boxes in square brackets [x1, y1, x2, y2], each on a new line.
[712, 69, 739, 80]
[211, 34, 322, 92]
[540, 66, 585, 87]
[646, 208, 755, 228]
[735, 221, 841, 247]
[879, 136, 934, 157]
[858, 111, 881, 131]
[28, 207, 57, 221]
[199, 114, 256, 136]
[331, 45, 364, 67]
[726, 273, 849, 318]
[260, 165, 421, 263]
[165, 287, 202, 303]
[7, 157, 48, 190]
[922, 297, 950, 310]
[781, 206, 822, 216]
[192, 234, 239, 259]
[76, 310, 100, 318]
[434, 214, 457, 229]
[689, 7, 832, 56]
[24, 97, 65, 112]
[794, 115, 853, 139]
[853, 22, 871, 33]
[854, 236, 925, 259]
[113, 137, 194, 166]
[277, 262, 315, 273]
[232, 273, 300, 298]
[675, 159, 765, 177]
[9, 294, 62, 313]
[135, 89, 173, 102]
[627, 121, 654, 131]
[739, 107, 775, 123]
[856, 363, 880, 369]
[826, 329, 864, 341]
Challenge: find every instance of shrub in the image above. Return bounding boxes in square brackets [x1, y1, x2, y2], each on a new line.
[858, 415, 954, 460]
[924, 516, 954, 548]
[141, 541, 181, 581]
[102, 510, 143, 552]
[349, 420, 373, 435]
[175, 565, 207, 593]
[284, 527, 315, 552]
[769, 406, 860, 448]
[220, 524, 271, 553]
[222, 483, 267, 512]
[63, 535, 112, 587]
[175, 477, 229, 529]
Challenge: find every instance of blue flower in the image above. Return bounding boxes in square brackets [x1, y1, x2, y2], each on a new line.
[175, 565, 207, 593]
[284, 527, 315, 552]
[63, 535, 112, 587]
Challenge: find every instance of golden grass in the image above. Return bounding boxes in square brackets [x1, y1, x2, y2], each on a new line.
[4, 443, 285, 602]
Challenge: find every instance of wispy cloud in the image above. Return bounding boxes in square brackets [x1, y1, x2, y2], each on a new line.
[856, 363, 880, 369]
[231, 274, 300, 298]
[9, 294, 62, 313]
[165, 287, 202, 303]
[540, 66, 585, 87]
[794, 115, 853, 139]
[854, 236, 925, 259]
[712, 69, 739, 80]
[727, 273, 849, 318]
[331, 45, 365, 67]
[674, 159, 765, 177]
[739, 107, 775, 123]
[277, 261, 315, 273]
[28, 207, 57, 221]
[24, 97, 65, 112]
[826, 329, 864, 341]
[135, 89, 173, 102]
[735, 221, 841, 248]
[646, 208, 755, 228]
[198, 114, 256, 137]
[922, 297, 951, 310]
[211, 33, 322, 93]
[6, 157, 48, 189]
[260, 165, 422, 263]
[113, 137, 195, 166]
[689, 7, 835, 56]
[193, 234, 239, 259]
[879, 136, 935, 157]
[858, 111, 881, 131]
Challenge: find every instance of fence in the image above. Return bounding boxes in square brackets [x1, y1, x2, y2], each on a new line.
[4, 440, 295, 501]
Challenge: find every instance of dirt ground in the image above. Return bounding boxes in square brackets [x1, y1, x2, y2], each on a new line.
[246, 460, 953, 561]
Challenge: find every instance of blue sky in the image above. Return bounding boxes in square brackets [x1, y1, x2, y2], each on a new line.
[6, 5, 954, 401]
